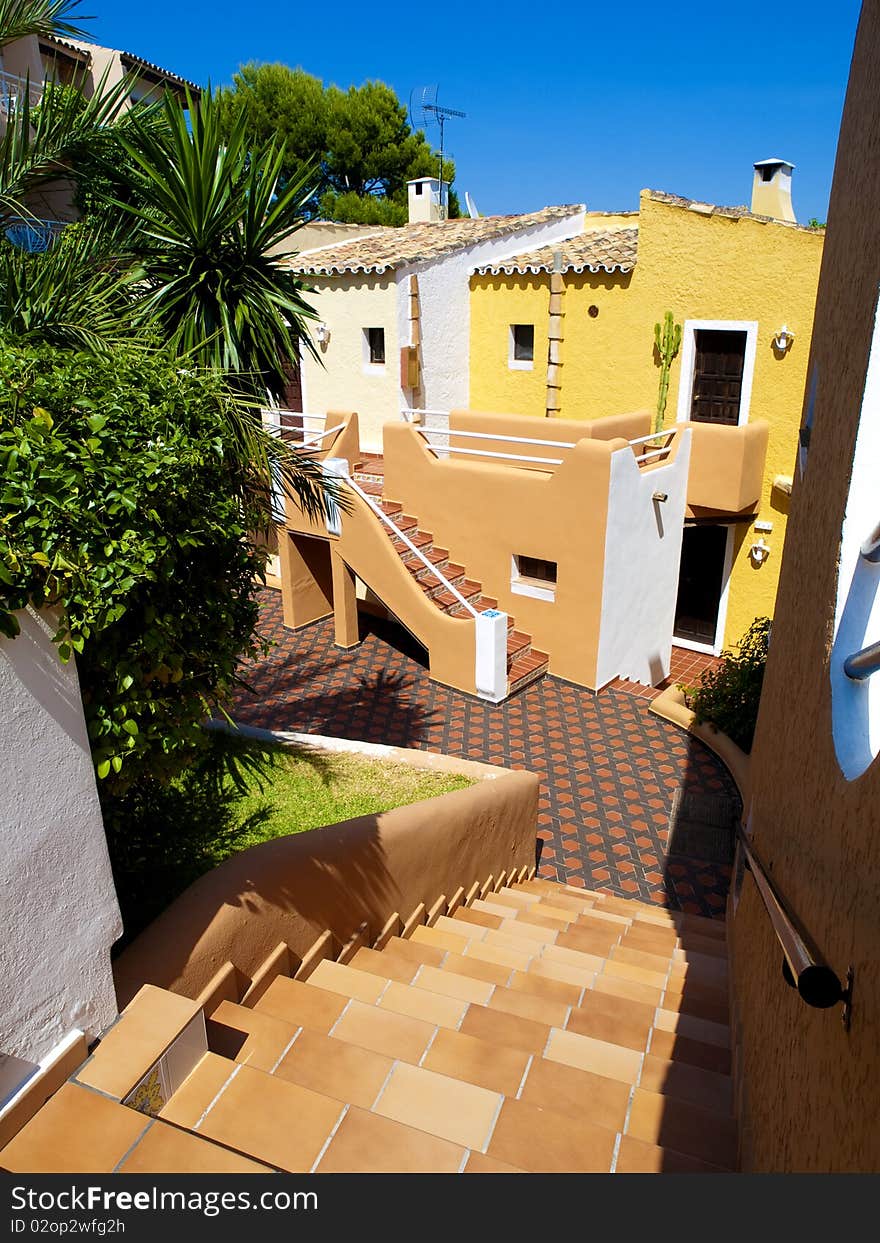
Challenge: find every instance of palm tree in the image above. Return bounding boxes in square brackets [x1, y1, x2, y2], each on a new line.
[115, 86, 320, 401]
[0, 5, 339, 524]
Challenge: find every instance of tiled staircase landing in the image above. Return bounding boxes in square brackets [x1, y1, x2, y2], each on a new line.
[0, 879, 737, 1175]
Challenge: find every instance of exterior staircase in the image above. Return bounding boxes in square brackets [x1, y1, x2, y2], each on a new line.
[354, 455, 549, 698]
[0, 876, 737, 1174]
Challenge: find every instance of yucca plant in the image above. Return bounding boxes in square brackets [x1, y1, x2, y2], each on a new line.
[113, 87, 321, 401]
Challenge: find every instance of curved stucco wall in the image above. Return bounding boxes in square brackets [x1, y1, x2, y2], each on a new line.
[113, 766, 539, 1007]
[0, 609, 121, 1063]
[731, 5, 880, 1172]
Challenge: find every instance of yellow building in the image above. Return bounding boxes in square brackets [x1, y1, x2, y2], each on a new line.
[469, 175, 825, 654]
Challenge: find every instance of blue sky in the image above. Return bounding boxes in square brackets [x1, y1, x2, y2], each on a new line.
[92, 1, 861, 223]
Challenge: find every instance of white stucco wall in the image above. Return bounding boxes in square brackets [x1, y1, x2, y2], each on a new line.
[831, 286, 880, 780]
[299, 274, 400, 451]
[595, 430, 691, 688]
[0, 608, 122, 1065]
[406, 209, 586, 415]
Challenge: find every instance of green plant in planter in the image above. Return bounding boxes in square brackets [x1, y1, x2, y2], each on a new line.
[682, 616, 771, 753]
[653, 311, 682, 435]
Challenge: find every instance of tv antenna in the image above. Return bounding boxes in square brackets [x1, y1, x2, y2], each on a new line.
[408, 85, 466, 218]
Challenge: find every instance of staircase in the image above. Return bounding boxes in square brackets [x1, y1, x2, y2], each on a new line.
[0, 877, 737, 1174]
[354, 455, 549, 698]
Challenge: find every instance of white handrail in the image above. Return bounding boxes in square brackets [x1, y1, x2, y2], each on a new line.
[628, 429, 676, 447]
[420, 426, 578, 451]
[292, 422, 346, 449]
[636, 447, 673, 463]
[426, 444, 563, 467]
[343, 476, 480, 619]
[402, 408, 450, 418]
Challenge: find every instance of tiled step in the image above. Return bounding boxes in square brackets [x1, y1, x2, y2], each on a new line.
[508, 649, 550, 695]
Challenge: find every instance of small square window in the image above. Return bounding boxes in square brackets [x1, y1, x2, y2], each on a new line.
[511, 554, 557, 602]
[415, 182, 423, 195]
[509, 324, 535, 369]
[365, 327, 385, 366]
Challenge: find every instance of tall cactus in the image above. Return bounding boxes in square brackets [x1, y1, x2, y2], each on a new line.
[654, 311, 682, 435]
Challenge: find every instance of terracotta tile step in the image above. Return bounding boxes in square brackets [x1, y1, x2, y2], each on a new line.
[508, 650, 549, 692]
[389, 529, 433, 555]
[390, 513, 419, 532]
[355, 478, 383, 496]
[379, 499, 402, 515]
[434, 581, 483, 612]
[407, 551, 457, 579]
[506, 630, 531, 660]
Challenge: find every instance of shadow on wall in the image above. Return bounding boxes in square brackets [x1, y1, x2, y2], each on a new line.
[1, 607, 89, 749]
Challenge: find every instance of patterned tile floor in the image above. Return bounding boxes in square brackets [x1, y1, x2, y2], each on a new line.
[607, 647, 723, 701]
[233, 593, 738, 919]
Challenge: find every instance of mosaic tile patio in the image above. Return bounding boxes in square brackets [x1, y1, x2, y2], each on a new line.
[233, 592, 738, 919]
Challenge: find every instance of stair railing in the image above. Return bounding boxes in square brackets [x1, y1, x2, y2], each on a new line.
[417, 425, 573, 468]
[340, 470, 510, 702]
[735, 824, 853, 1026]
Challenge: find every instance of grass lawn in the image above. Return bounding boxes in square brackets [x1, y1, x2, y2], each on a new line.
[104, 735, 475, 947]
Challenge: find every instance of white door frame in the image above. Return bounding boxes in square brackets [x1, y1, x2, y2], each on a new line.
[673, 523, 736, 656]
[676, 319, 759, 427]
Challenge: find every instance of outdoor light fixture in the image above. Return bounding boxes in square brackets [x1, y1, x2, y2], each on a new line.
[750, 537, 771, 565]
[315, 322, 331, 345]
[652, 491, 668, 503]
[773, 324, 795, 351]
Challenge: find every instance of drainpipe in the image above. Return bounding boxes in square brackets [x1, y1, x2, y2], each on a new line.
[546, 250, 565, 418]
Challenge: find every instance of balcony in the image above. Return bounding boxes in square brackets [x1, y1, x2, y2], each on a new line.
[0, 69, 43, 120]
[685, 420, 769, 515]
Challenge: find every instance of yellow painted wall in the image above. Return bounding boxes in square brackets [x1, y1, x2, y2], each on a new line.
[468, 275, 550, 418]
[299, 274, 399, 452]
[469, 193, 825, 647]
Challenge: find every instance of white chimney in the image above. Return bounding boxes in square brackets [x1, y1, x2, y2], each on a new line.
[751, 159, 796, 223]
[407, 177, 449, 224]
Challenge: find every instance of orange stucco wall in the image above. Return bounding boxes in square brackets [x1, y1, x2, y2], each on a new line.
[112, 765, 539, 1007]
[381, 421, 618, 688]
[730, 3, 880, 1172]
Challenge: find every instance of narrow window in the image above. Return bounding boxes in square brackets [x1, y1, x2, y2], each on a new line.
[365, 327, 385, 365]
[690, 329, 747, 425]
[509, 324, 535, 369]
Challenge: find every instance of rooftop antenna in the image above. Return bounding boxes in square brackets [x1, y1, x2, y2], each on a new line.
[408, 85, 466, 220]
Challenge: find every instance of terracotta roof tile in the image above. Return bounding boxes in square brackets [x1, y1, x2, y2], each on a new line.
[473, 227, 638, 276]
[287, 206, 585, 275]
[645, 189, 824, 232]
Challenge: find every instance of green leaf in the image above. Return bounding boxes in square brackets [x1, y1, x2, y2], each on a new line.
[32, 407, 54, 429]
[86, 414, 107, 434]
[96, 759, 111, 779]
[111, 755, 123, 773]
[122, 719, 139, 735]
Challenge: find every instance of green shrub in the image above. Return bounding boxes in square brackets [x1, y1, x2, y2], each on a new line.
[683, 617, 771, 753]
[0, 342, 269, 789]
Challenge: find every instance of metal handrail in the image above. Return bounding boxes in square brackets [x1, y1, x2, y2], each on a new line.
[343, 475, 480, 619]
[419, 425, 578, 451]
[424, 443, 564, 467]
[735, 824, 851, 1016]
[628, 430, 677, 447]
[292, 422, 346, 450]
[843, 638, 880, 681]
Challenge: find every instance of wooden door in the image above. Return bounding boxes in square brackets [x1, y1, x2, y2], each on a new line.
[690, 330, 747, 425]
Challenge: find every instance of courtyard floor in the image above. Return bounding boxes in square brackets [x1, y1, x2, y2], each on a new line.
[233, 592, 737, 920]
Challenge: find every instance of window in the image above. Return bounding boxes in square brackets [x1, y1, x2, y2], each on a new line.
[511, 554, 557, 602]
[414, 182, 423, 196]
[509, 324, 535, 369]
[364, 327, 385, 366]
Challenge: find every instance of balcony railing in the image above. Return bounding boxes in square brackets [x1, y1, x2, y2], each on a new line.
[686, 420, 769, 513]
[4, 217, 67, 253]
[0, 69, 43, 118]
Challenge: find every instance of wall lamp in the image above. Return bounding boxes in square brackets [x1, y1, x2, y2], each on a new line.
[315, 322, 331, 346]
[773, 324, 795, 352]
[750, 537, 771, 565]
[652, 491, 668, 503]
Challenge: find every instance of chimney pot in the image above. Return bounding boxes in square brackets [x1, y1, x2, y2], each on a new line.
[751, 158, 796, 223]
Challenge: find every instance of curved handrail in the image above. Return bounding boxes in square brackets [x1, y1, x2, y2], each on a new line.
[343, 475, 480, 619]
[735, 824, 851, 1016]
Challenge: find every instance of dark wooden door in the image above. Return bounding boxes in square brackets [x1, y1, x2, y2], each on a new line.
[690, 330, 747, 425]
[281, 360, 303, 412]
[674, 525, 729, 646]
